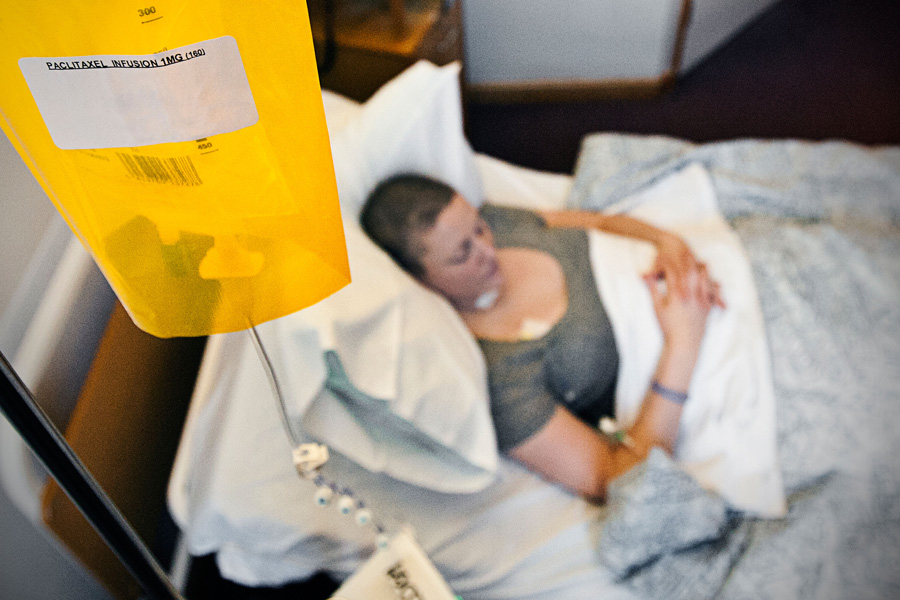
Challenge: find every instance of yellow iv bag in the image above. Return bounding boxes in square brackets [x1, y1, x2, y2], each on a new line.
[0, 1, 350, 338]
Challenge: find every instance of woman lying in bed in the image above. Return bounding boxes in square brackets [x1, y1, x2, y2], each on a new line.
[361, 174, 725, 503]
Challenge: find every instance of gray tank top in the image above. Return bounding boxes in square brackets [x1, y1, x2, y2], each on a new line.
[478, 205, 618, 452]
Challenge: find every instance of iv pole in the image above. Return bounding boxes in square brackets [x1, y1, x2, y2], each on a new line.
[0, 350, 183, 600]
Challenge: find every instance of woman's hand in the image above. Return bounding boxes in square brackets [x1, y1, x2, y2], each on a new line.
[651, 233, 725, 308]
[643, 265, 714, 352]
[651, 234, 695, 298]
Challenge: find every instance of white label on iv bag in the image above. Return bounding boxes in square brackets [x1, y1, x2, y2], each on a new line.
[18, 36, 259, 150]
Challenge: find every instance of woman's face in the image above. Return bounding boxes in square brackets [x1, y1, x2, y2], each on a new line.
[417, 194, 502, 310]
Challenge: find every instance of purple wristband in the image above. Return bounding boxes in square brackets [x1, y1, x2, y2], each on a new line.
[651, 380, 689, 405]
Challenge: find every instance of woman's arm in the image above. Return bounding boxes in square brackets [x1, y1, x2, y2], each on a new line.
[510, 339, 702, 502]
[538, 209, 723, 305]
[538, 210, 668, 245]
[509, 266, 713, 502]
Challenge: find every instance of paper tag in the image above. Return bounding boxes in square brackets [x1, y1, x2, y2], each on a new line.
[329, 530, 457, 600]
[19, 36, 259, 150]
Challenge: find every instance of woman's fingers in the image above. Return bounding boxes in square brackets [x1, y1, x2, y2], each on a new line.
[668, 264, 687, 299]
[695, 264, 712, 306]
[684, 265, 701, 301]
[647, 261, 725, 311]
[643, 273, 665, 311]
[696, 264, 727, 309]
[656, 250, 705, 301]
[711, 281, 726, 309]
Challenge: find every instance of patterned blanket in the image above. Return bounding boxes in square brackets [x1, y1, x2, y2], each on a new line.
[569, 135, 900, 600]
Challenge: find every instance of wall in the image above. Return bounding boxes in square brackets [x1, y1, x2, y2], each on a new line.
[680, 0, 781, 72]
[462, 0, 782, 87]
[0, 132, 113, 600]
[463, 0, 683, 85]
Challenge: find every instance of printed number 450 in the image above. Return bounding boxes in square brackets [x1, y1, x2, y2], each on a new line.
[139, 6, 156, 17]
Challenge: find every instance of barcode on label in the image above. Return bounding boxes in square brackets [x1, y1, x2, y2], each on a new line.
[116, 153, 202, 186]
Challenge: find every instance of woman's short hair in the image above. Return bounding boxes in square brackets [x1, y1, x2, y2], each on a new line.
[360, 174, 456, 277]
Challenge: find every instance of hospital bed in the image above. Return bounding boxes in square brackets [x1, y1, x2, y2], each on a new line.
[167, 61, 900, 599]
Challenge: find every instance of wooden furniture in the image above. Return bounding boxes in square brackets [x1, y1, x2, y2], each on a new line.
[308, 0, 462, 101]
[40, 304, 205, 599]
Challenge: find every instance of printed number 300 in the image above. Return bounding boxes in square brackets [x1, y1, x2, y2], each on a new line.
[138, 6, 156, 17]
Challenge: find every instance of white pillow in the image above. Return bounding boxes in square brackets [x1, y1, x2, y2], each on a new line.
[588, 163, 786, 517]
[253, 61, 498, 493]
[327, 60, 483, 217]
